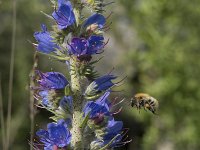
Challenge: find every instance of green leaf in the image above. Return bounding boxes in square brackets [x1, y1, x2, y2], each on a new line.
[80, 112, 91, 129]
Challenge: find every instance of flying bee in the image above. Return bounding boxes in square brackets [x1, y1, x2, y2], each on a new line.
[131, 93, 159, 114]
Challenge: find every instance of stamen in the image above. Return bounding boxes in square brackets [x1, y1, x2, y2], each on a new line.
[106, 11, 114, 20]
[107, 67, 115, 75]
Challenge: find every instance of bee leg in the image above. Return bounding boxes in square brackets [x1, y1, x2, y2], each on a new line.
[143, 107, 147, 111]
[152, 110, 158, 115]
[151, 107, 158, 115]
[136, 105, 141, 114]
[150, 106, 156, 115]
[155, 112, 159, 115]
[130, 98, 134, 107]
[144, 102, 149, 112]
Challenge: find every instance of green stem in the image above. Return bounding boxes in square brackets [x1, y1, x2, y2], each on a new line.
[6, 0, 16, 149]
[29, 52, 38, 150]
[0, 75, 6, 150]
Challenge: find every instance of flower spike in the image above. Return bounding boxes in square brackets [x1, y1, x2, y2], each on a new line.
[31, 0, 135, 149]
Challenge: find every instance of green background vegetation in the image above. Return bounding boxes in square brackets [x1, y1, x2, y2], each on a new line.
[0, 0, 200, 149]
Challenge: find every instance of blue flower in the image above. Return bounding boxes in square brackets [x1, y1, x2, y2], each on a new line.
[83, 92, 111, 119]
[34, 24, 60, 53]
[84, 101, 109, 124]
[95, 91, 111, 104]
[68, 36, 105, 58]
[94, 75, 116, 91]
[87, 35, 104, 54]
[38, 71, 68, 89]
[59, 96, 73, 114]
[52, 0, 76, 30]
[83, 13, 106, 30]
[85, 75, 116, 99]
[83, 95, 110, 119]
[103, 119, 123, 147]
[105, 119, 123, 139]
[36, 71, 69, 108]
[91, 119, 123, 148]
[38, 90, 51, 106]
[36, 120, 71, 149]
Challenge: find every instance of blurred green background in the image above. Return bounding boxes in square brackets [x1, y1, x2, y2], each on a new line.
[1, 0, 200, 149]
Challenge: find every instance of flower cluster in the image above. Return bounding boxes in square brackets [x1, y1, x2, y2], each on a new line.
[32, 0, 130, 149]
[83, 92, 125, 149]
[35, 71, 68, 110]
[36, 120, 71, 149]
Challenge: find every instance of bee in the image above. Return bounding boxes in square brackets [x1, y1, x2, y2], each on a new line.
[131, 93, 159, 114]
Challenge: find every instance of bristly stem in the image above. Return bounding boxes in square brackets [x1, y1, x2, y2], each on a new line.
[29, 52, 39, 150]
[69, 1, 86, 149]
[0, 75, 6, 150]
[6, 0, 17, 149]
[70, 57, 84, 149]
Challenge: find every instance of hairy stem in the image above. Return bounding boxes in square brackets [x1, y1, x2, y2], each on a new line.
[29, 52, 38, 150]
[70, 58, 84, 150]
[70, 1, 85, 149]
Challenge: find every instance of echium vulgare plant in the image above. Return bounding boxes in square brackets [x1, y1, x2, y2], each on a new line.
[30, 0, 158, 149]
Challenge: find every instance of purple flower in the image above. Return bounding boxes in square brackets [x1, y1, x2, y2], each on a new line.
[52, 0, 76, 30]
[83, 92, 111, 121]
[36, 120, 71, 149]
[68, 36, 105, 58]
[83, 13, 106, 30]
[34, 24, 60, 53]
[38, 71, 68, 90]
[68, 38, 88, 56]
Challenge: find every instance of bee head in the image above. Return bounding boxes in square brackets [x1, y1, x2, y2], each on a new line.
[131, 97, 137, 107]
